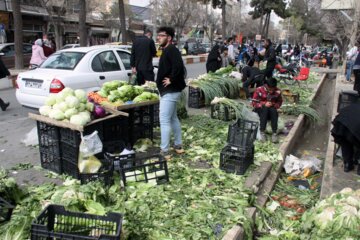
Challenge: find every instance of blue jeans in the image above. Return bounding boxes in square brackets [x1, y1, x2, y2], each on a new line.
[346, 60, 354, 81]
[159, 92, 182, 152]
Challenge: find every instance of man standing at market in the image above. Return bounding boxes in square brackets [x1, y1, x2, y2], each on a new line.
[130, 29, 157, 85]
[227, 37, 235, 65]
[252, 77, 283, 143]
[156, 26, 186, 160]
[261, 39, 277, 79]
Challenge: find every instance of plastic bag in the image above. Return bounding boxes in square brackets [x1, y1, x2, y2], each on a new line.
[128, 73, 137, 85]
[284, 154, 322, 177]
[22, 127, 39, 146]
[79, 131, 103, 157]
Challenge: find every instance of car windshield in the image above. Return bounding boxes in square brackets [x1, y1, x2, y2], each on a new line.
[40, 52, 85, 70]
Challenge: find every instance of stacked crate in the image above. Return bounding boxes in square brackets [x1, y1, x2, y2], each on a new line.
[220, 119, 259, 175]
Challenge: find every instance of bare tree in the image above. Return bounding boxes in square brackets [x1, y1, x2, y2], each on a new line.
[158, 0, 197, 42]
[11, 0, 23, 69]
[79, 0, 87, 46]
[39, 0, 67, 49]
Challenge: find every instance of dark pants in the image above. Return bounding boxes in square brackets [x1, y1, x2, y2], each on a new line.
[243, 74, 265, 98]
[255, 107, 278, 132]
[353, 69, 360, 94]
[341, 139, 354, 166]
[261, 65, 275, 79]
[137, 70, 155, 85]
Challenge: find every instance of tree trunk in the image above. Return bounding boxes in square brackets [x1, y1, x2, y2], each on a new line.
[265, 12, 271, 39]
[11, 0, 23, 69]
[349, 0, 360, 47]
[221, 0, 226, 39]
[259, 13, 263, 34]
[79, 0, 87, 46]
[118, 0, 127, 44]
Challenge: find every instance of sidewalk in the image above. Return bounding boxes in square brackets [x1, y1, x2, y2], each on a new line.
[320, 71, 360, 199]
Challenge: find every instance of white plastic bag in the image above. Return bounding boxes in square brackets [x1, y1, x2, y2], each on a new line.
[79, 131, 103, 157]
[284, 154, 322, 176]
[22, 127, 39, 146]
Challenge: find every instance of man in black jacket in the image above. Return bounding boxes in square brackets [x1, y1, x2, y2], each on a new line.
[130, 29, 157, 85]
[156, 26, 186, 160]
[262, 39, 276, 79]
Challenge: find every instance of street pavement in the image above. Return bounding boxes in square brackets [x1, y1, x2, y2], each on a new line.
[0, 62, 207, 183]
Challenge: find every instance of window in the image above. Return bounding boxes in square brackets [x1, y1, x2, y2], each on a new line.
[23, 45, 32, 54]
[41, 52, 85, 70]
[117, 51, 131, 70]
[1, 45, 15, 56]
[91, 51, 120, 72]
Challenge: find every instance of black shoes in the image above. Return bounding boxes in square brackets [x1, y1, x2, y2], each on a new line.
[0, 102, 9, 111]
[357, 165, 360, 175]
[344, 163, 354, 172]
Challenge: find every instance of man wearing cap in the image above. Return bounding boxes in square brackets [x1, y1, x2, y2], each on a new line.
[252, 77, 283, 143]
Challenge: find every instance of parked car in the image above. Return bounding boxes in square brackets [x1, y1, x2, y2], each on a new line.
[202, 43, 211, 53]
[187, 42, 206, 55]
[0, 43, 32, 69]
[105, 43, 132, 52]
[16, 46, 138, 109]
[61, 44, 80, 50]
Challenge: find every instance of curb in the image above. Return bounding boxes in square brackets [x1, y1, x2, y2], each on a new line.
[222, 73, 328, 240]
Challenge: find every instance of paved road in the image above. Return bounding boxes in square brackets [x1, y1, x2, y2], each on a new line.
[0, 62, 206, 176]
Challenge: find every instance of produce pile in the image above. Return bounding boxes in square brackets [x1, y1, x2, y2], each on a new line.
[89, 80, 159, 106]
[188, 66, 240, 104]
[39, 87, 98, 126]
[0, 115, 287, 239]
[279, 72, 321, 122]
[256, 185, 360, 240]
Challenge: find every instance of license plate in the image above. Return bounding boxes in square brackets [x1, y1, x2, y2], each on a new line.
[25, 80, 42, 88]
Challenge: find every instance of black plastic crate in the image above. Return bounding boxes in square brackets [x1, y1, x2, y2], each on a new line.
[59, 122, 104, 147]
[62, 158, 79, 179]
[60, 142, 79, 165]
[103, 116, 129, 142]
[79, 161, 114, 186]
[40, 151, 62, 174]
[338, 90, 360, 111]
[210, 104, 237, 121]
[227, 119, 258, 148]
[130, 124, 153, 145]
[31, 204, 122, 240]
[37, 121, 61, 157]
[153, 103, 160, 127]
[188, 86, 205, 108]
[0, 197, 14, 223]
[219, 145, 254, 175]
[103, 140, 135, 171]
[120, 154, 169, 186]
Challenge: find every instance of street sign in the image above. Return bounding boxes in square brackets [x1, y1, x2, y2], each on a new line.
[255, 34, 261, 41]
[321, 0, 354, 10]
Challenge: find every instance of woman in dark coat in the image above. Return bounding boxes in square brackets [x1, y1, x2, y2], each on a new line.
[331, 103, 360, 174]
[206, 45, 222, 73]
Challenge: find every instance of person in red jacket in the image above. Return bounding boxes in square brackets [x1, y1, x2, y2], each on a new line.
[252, 77, 283, 143]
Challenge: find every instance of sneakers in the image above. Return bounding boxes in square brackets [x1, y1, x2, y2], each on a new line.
[160, 150, 172, 161]
[271, 133, 279, 143]
[259, 131, 267, 142]
[173, 145, 185, 154]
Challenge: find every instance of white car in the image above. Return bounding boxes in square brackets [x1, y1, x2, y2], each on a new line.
[61, 44, 80, 49]
[16, 46, 137, 108]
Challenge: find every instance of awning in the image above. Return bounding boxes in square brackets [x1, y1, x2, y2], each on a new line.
[90, 27, 111, 34]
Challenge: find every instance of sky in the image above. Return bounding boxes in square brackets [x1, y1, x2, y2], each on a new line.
[129, 0, 150, 7]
